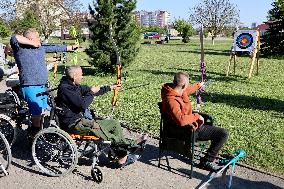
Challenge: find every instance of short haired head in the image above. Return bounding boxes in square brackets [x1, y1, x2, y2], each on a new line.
[65, 65, 83, 85]
[173, 72, 189, 88]
[65, 65, 82, 79]
[23, 28, 39, 40]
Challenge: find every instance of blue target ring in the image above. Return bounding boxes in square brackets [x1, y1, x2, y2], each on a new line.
[236, 33, 253, 49]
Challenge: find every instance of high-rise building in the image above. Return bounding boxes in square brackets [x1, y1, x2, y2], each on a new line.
[134, 10, 170, 27]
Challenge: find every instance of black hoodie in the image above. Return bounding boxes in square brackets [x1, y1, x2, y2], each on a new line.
[56, 76, 111, 128]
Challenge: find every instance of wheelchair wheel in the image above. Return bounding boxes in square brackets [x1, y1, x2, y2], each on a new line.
[0, 132, 11, 176]
[91, 166, 103, 183]
[0, 114, 17, 145]
[32, 127, 78, 177]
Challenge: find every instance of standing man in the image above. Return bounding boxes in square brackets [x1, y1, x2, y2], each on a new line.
[10, 28, 78, 137]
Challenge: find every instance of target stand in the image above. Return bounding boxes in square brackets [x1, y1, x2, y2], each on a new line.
[226, 30, 260, 79]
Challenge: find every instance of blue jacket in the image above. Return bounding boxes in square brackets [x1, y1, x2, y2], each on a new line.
[10, 35, 67, 85]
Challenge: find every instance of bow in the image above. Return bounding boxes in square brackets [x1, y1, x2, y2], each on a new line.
[109, 24, 121, 118]
[196, 25, 205, 111]
[69, 25, 79, 65]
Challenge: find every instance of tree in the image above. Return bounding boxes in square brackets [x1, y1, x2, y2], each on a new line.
[189, 0, 240, 45]
[172, 19, 193, 43]
[172, 19, 187, 36]
[10, 10, 41, 34]
[181, 23, 193, 43]
[0, 19, 11, 38]
[87, 0, 140, 74]
[261, 0, 284, 56]
[0, 0, 82, 40]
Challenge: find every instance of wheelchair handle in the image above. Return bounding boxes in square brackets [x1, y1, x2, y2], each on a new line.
[36, 87, 58, 97]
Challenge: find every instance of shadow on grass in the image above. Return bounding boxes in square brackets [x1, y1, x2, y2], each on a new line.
[139, 69, 246, 83]
[176, 49, 230, 56]
[164, 43, 200, 47]
[204, 92, 284, 113]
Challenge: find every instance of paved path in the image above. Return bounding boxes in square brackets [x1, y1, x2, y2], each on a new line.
[0, 79, 283, 189]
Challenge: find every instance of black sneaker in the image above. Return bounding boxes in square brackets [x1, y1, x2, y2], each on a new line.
[199, 161, 222, 172]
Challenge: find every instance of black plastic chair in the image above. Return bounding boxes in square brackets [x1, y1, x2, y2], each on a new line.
[158, 102, 212, 178]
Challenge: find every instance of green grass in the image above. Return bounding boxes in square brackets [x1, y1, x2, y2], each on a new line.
[2, 37, 283, 174]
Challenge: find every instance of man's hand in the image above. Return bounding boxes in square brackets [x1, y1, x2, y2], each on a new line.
[197, 115, 205, 127]
[91, 86, 100, 94]
[199, 81, 205, 87]
[110, 83, 121, 90]
[67, 45, 79, 51]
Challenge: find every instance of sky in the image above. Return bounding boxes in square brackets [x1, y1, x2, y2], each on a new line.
[81, 0, 274, 27]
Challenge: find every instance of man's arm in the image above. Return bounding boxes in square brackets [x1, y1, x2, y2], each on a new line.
[43, 44, 79, 53]
[14, 35, 41, 47]
[185, 82, 204, 95]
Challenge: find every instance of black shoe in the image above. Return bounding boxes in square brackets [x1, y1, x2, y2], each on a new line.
[199, 161, 222, 172]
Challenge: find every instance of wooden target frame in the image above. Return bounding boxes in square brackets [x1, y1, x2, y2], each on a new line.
[226, 30, 261, 79]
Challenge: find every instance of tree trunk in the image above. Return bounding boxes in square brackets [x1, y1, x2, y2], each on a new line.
[43, 34, 49, 43]
[211, 36, 215, 45]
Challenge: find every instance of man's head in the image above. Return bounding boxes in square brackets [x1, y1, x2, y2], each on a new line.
[23, 28, 40, 43]
[173, 72, 189, 90]
[66, 65, 83, 85]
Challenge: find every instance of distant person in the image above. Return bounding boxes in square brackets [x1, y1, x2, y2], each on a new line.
[165, 36, 169, 43]
[10, 28, 79, 137]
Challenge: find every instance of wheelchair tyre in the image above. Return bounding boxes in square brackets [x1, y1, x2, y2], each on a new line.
[0, 132, 11, 175]
[91, 166, 103, 183]
[0, 114, 17, 145]
[32, 127, 78, 177]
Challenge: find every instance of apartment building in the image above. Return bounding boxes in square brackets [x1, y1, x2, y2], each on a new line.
[134, 10, 170, 27]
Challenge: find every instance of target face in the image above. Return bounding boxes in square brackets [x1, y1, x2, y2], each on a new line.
[233, 30, 257, 52]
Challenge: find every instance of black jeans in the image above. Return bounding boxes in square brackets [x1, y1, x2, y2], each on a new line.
[196, 125, 228, 162]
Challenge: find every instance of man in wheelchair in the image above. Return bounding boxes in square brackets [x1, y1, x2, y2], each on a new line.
[56, 65, 147, 167]
[161, 72, 228, 172]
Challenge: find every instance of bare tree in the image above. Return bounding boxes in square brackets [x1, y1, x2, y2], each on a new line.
[189, 0, 240, 45]
[0, 0, 82, 40]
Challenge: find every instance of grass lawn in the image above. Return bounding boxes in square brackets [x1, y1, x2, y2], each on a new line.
[2, 37, 283, 174]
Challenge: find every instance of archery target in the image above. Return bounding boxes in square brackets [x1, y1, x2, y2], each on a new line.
[233, 30, 257, 52]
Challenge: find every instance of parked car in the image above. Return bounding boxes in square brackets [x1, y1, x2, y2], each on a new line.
[144, 32, 161, 39]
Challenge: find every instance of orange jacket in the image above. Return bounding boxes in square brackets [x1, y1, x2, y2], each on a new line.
[161, 82, 201, 127]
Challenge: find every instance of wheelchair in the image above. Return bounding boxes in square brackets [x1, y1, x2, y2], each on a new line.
[31, 88, 145, 182]
[0, 131, 11, 176]
[0, 89, 22, 145]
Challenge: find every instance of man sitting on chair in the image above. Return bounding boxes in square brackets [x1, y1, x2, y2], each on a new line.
[56, 65, 147, 167]
[161, 72, 228, 172]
